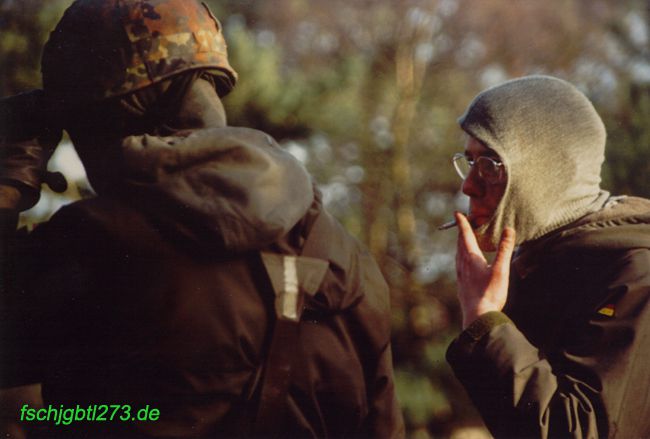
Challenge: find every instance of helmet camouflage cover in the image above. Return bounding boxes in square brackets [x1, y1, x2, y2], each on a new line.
[42, 0, 238, 104]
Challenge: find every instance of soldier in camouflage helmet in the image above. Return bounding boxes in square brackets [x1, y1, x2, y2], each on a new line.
[0, 1, 405, 437]
[42, 0, 237, 103]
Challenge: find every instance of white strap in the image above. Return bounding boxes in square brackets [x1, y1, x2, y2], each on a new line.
[281, 256, 299, 320]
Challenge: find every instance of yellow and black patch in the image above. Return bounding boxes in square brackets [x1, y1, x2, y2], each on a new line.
[597, 303, 615, 317]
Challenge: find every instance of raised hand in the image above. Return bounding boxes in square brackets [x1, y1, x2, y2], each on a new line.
[455, 212, 516, 329]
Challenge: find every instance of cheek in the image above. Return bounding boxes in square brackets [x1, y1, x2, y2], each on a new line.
[486, 182, 506, 212]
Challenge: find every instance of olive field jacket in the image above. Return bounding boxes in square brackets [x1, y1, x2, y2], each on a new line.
[447, 196, 650, 439]
[1, 126, 404, 438]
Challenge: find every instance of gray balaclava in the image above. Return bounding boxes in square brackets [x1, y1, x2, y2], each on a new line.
[459, 75, 610, 248]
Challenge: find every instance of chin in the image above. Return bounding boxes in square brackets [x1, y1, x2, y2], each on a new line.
[476, 231, 497, 252]
[467, 211, 486, 226]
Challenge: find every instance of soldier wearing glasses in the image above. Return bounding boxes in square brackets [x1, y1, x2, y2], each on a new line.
[445, 75, 650, 438]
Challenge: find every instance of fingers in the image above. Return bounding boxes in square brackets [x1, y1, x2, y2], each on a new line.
[491, 227, 516, 277]
[455, 212, 482, 256]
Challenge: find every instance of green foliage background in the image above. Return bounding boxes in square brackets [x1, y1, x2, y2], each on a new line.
[1, 0, 649, 437]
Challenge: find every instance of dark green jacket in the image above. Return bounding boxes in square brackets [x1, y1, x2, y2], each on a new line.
[447, 196, 650, 439]
[1, 127, 404, 438]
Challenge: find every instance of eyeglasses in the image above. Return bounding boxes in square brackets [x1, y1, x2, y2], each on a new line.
[452, 153, 505, 185]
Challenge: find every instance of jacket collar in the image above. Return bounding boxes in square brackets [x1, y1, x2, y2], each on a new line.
[513, 196, 650, 278]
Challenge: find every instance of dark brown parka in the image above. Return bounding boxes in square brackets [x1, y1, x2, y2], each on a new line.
[447, 197, 650, 439]
[1, 125, 404, 438]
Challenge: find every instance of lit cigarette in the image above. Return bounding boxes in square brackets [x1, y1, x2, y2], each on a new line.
[437, 219, 458, 231]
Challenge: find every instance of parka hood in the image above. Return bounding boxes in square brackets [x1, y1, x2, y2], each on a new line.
[105, 126, 314, 252]
[459, 75, 609, 248]
[67, 72, 313, 252]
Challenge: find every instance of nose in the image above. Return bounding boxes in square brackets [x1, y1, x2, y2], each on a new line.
[461, 167, 484, 198]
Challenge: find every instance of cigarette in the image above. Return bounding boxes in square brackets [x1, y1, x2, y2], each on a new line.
[437, 219, 458, 231]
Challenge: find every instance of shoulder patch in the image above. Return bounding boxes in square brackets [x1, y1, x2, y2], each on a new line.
[597, 303, 616, 317]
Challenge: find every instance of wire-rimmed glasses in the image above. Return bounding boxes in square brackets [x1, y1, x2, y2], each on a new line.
[452, 153, 505, 185]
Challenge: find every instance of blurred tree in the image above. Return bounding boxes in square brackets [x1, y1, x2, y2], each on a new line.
[600, 0, 650, 197]
[605, 81, 650, 198]
[0, 0, 72, 96]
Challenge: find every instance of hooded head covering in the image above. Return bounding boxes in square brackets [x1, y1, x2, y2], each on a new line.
[458, 75, 610, 248]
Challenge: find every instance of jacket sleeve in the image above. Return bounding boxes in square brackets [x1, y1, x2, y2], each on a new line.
[446, 248, 650, 439]
[365, 342, 405, 439]
[353, 249, 405, 439]
[1, 90, 64, 211]
[0, 138, 50, 211]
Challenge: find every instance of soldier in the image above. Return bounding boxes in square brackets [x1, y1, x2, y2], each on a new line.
[0, 1, 404, 437]
[446, 75, 650, 438]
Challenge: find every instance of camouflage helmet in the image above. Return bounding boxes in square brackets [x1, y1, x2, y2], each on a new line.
[42, 0, 238, 105]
